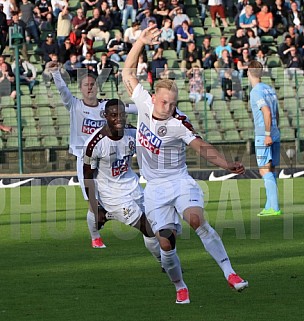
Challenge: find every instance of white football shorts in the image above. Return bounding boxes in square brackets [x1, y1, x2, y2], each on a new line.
[144, 176, 204, 234]
[99, 184, 144, 227]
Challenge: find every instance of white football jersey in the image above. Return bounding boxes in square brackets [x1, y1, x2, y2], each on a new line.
[132, 83, 199, 182]
[83, 126, 140, 202]
[52, 71, 138, 157]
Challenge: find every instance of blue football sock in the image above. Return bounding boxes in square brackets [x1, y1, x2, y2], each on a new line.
[263, 172, 279, 211]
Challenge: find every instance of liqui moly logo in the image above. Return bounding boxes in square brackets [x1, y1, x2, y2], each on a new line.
[138, 122, 162, 154]
[82, 119, 106, 134]
[112, 157, 129, 177]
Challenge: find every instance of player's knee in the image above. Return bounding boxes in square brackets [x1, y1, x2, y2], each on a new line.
[159, 229, 176, 250]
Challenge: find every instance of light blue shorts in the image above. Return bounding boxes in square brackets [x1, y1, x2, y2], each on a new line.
[255, 136, 280, 167]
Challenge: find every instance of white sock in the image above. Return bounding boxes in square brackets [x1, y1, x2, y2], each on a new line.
[161, 249, 187, 291]
[196, 222, 235, 279]
[143, 235, 161, 263]
[87, 210, 100, 240]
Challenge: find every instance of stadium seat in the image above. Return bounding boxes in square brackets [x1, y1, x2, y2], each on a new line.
[266, 56, 282, 68]
[23, 126, 38, 137]
[1, 107, 16, 119]
[186, 6, 199, 17]
[240, 129, 254, 140]
[193, 27, 205, 38]
[224, 129, 240, 141]
[24, 137, 41, 148]
[93, 40, 107, 52]
[0, 138, 3, 149]
[58, 126, 70, 136]
[3, 117, 17, 126]
[280, 127, 295, 140]
[204, 130, 223, 142]
[39, 125, 57, 136]
[220, 119, 237, 130]
[162, 50, 177, 60]
[237, 118, 253, 130]
[6, 136, 19, 148]
[205, 27, 222, 37]
[41, 136, 60, 147]
[60, 135, 70, 146]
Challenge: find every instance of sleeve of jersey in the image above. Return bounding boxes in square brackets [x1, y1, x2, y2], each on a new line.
[252, 90, 267, 110]
[125, 103, 138, 115]
[51, 70, 75, 111]
[83, 134, 99, 170]
[131, 83, 152, 113]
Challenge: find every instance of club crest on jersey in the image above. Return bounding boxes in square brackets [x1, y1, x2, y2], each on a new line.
[129, 140, 135, 153]
[82, 118, 106, 134]
[138, 122, 162, 154]
[157, 126, 167, 137]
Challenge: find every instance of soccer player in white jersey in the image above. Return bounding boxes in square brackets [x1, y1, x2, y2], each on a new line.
[248, 60, 281, 216]
[83, 99, 161, 266]
[122, 25, 249, 304]
[46, 62, 137, 249]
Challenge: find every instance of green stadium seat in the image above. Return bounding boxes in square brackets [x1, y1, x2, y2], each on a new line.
[279, 115, 290, 128]
[60, 135, 70, 146]
[58, 126, 70, 136]
[240, 129, 254, 140]
[266, 56, 282, 68]
[186, 6, 199, 17]
[6, 136, 19, 148]
[3, 117, 17, 126]
[162, 50, 177, 60]
[41, 136, 60, 147]
[24, 137, 41, 148]
[23, 126, 38, 137]
[193, 27, 205, 37]
[204, 130, 223, 142]
[56, 115, 70, 126]
[224, 129, 240, 141]
[280, 127, 295, 140]
[237, 118, 253, 129]
[93, 40, 107, 52]
[39, 125, 56, 136]
[220, 119, 237, 130]
[205, 27, 222, 37]
[191, 17, 203, 27]
[1, 107, 16, 119]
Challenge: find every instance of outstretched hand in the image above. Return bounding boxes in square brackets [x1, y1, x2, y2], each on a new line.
[138, 24, 162, 46]
[227, 162, 245, 175]
[46, 61, 60, 72]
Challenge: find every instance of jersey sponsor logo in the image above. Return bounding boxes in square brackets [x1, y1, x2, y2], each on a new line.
[0, 178, 34, 188]
[112, 156, 130, 177]
[138, 122, 162, 154]
[82, 118, 106, 135]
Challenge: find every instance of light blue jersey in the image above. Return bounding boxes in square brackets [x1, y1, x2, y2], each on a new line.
[250, 82, 280, 140]
[250, 82, 280, 167]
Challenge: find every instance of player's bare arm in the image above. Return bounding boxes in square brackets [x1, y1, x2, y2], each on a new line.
[189, 138, 245, 174]
[261, 105, 273, 146]
[122, 25, 161, 97]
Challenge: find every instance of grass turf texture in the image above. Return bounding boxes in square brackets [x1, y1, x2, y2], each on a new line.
[0, 179, 303, 321]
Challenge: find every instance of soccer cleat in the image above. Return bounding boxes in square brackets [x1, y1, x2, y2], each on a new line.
[92, 237, 106, 249]
[257, 208, 282, 217]
[228, 274, 248, 292]
[176, 288, 190, 304]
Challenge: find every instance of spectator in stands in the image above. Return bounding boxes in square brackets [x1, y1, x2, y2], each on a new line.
[153, 0, 169, 28]
[168, 0, 184, 17]
[0, 0, 17, 24]
[107, 0, 121, 28]
[56, 1, 72, 46]
[208, 0, 228, 28]
[12, 57, 38, 97]
[237, 48, 253, 78]
[272, 0, 288, 33]
[247, 28, 261, 56]
[59, 37, 76, 63]
[176, 20, 194, 57]
[215, 36, 232, 58]
[239, 5, 257, 35]
[214, 49, 236, 78]
[278, 34, 293, 64]
[297, 29, 304, 56]
[288, 1, 304, 33]
[0, 55, 12, 73]
[72, 8, 87, 31]
[97, 52, 120, 88]
[124, 21, 141, 50]
[43, 53, 64, 85]
[284, 45, 304, 79]
[0, 4, 8, 55]
[136, 53, 148, 81]
[70, 29, 92, 58]
[51, 0, 65, 18]
[221, 68, 242, 100]
[35, 0, 53, 26]
[41, 33, 59, 65]
[149, 47, 169, 89]
[188, 65, 214, 107]
[200, 36, 216, 69]
[255, 48, 268, 72]
[181, 41, 201, 70]
[137, 9, 157, 31]
[182, 54, 201, 78]
[9, 12, 28, 60]
[64, 53, 83, 81]
[0, 62, 16, 99]
[87, 7, 111, 45]
[81, 0, 101, 17]
[228, 28, 249, 59]
[82, 52, 98, 74]
[252, 0, 263, 14]
[119, 0, 139, 31]
[144, 19, 159, 53]
[19, 0, 40, 44]
[235, 0, 249, 26]
[171, 6, 190, 30]
[283, 25, 298, 45]
[160, 17, 175, 50]
[257, 4, 276, 37]
[107, 30, 127, 63]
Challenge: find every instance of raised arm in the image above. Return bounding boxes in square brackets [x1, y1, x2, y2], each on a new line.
[122, 25, 161, 97]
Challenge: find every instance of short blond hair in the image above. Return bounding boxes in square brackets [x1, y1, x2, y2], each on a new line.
[248, 60, 263, 78]
[155, 79, 178, 94]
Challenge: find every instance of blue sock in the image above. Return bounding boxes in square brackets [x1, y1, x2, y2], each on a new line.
[263, 172, 279, 211]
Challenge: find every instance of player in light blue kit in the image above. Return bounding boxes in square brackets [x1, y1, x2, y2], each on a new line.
[248, 60, 281, 216]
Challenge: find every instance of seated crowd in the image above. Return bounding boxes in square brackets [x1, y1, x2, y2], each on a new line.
[0, 0, 303, 103]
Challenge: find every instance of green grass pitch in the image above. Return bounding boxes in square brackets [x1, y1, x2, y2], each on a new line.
[0, 179, 303, 321]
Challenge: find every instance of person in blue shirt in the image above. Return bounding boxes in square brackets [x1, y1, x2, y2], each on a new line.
[248, 60, 281, 216]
